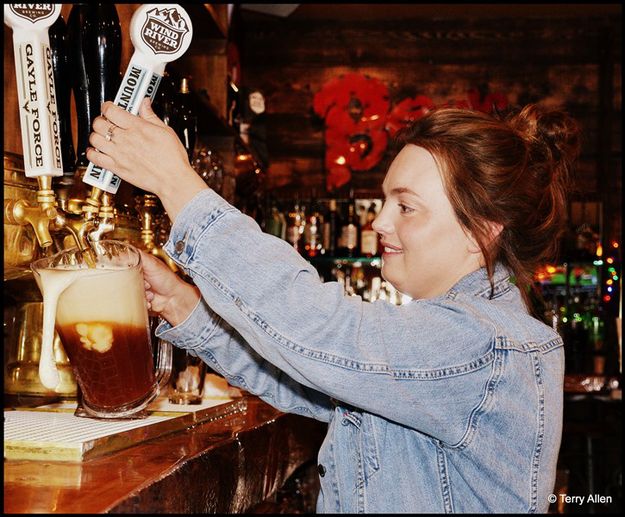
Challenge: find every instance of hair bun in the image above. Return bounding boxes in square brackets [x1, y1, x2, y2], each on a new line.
[509, 104, 580, 167]
[506, 104, 580, 187]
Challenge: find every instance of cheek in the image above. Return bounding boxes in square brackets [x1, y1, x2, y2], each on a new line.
[396, 219, 425, 254]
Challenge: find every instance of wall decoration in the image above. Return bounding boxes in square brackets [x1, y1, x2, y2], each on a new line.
[385, 95, 436, 138]
[313, 72, 390, 191]
[314, 74, 509, 191]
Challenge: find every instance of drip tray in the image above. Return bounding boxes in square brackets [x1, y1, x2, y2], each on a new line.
[4, 395, 247, 462]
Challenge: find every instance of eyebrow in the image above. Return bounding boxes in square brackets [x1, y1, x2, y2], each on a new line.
[389, 187, 421, 198]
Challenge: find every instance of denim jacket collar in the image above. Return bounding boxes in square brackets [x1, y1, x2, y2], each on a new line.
[447, 262, 512, 299]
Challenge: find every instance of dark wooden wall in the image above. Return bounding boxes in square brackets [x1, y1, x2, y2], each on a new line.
[239, 13, 622, 242]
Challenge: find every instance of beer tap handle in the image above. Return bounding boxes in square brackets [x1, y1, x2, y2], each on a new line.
[4, 5, 64, 180]
[4, 6, 65, 249]
[82, 4, 193, 197]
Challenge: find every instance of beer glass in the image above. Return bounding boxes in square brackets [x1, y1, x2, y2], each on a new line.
[31, 240, 171, 419]
[168, 347, 207, 404]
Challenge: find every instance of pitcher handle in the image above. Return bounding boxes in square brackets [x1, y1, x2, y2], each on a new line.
[155, 338, 173, 391]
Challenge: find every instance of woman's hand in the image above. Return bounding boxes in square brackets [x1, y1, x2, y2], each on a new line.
[86, 98, 207, 222]
[140, 250, 201, 328]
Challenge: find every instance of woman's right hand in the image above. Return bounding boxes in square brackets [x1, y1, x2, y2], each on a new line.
[140, 250, 201, 327]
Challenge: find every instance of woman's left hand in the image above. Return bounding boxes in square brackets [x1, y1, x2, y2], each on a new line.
[86, 98, 207, 221]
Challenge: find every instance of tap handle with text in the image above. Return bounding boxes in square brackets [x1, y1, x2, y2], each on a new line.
[82, 4, 193, 194]
[4, 4, 63, 178]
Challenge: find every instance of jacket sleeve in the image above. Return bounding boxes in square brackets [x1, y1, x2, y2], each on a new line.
[161, 188, 494, 441]
[156, 297, 334, 423]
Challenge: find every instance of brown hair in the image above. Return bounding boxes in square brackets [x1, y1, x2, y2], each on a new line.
[394, 105, 581, 310]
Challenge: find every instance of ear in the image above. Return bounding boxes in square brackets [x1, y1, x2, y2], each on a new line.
[467, 221, 503, 254]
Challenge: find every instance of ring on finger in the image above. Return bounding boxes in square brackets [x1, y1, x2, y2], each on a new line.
[105, 124, 117, 142]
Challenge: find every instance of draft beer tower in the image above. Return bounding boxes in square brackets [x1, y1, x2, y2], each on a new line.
[3, 4, 193, 397]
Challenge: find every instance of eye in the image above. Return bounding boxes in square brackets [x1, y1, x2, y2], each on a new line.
[398, 203, 414, 214]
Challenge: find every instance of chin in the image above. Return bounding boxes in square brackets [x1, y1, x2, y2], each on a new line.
[380, 267, 391, 285]
[381, 271, 402, 294]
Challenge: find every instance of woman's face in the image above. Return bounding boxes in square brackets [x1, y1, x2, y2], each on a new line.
[372, 144, 483, 299]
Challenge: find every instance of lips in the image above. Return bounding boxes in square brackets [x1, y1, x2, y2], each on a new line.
[380, 241, 403, 254]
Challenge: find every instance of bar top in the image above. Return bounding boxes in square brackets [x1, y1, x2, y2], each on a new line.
[4, 396, 327, 514]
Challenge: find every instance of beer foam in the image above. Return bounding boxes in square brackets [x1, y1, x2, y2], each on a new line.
[56, 267, 149, 327]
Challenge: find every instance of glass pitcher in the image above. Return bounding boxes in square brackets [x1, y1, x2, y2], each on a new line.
[31, 240, 171, 419]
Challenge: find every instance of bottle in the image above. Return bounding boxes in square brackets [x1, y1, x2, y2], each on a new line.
[360, 204, 379, 257]
[298, 202, 307, 245]
[563, 294, 590, 374]
[170, 77, 198, 163]
[152, 70, 177, 126]
[278, 205, 287, 241]
[323, 199, 341, 257]
[48, 14, 76, 179]
[584, 293, 606, 374]
[351, 264, 366, 297]
[286, 201, 303, 253]
[226, 4, 242, 131]
[304, 201, 324, 258]
[67, 3, 121, 168]
[265, 199, 284, 239]
[227, 75, 240, 132]
[341, 197, 360, 258]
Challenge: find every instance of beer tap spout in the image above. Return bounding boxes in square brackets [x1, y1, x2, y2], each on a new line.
[4, 198, 57, 249]
[4, 176, 58, 250]
[87, 191, 116, 244]
[49, 210, 98, 268]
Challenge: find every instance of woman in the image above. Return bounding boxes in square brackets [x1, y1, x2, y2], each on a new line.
[88, 98, 579, 513]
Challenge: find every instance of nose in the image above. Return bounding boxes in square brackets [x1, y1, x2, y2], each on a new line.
[372, 204, 392, 236]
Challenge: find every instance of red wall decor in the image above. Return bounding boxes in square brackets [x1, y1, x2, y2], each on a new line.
[314, 74, 509, 191]
[313, 72, 390, 191]
[385, 94, 436, 138]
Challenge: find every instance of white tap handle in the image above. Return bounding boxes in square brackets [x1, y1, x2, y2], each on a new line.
[83, 4, 193, 194]
[4, 4, 63, 178]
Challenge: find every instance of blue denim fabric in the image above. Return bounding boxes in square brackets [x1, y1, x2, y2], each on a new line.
[156, 189, 564, 513]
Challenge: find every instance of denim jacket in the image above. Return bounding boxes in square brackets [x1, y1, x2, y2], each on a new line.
[157, 189, 564, 513]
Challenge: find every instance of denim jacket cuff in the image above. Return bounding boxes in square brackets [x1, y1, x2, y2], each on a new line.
[155, 296, 219, 350]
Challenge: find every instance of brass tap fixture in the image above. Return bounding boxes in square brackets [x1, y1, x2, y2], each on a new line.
[136, 193, 179, 273]
[65, 169, 117, 246]
[4, 174, 115, 268]
[87, 191, 116, 243]
[81, 186, 105, 221]
[4, 176, 58, 249]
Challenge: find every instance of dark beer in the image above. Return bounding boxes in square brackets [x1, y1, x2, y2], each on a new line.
[50, 255, 156, 416]
[56, 322, 155, 410]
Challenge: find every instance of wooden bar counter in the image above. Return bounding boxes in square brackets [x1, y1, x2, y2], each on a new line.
[4, 396, 327, 513]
